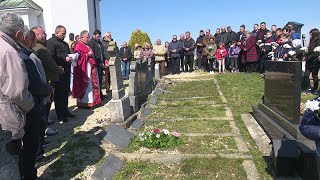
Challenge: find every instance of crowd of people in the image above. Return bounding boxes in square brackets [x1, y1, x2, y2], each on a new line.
[1, 11, 320, 180]
[0, 12, 118, 180]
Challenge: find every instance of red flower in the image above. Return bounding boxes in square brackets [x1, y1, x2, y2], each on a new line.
[153, 129, 160, 133]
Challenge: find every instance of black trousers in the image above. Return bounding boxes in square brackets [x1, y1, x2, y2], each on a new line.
[54, 73, 70, 119]
[97, 67, 104, 96]
[171, 57, 180, 74]
[305, 66, 320, 91]
[184, 55, 194, 72]
[22, 106, 41, 180]
[230, 57, 238, 71]
[197, 52, 203, 70]
[208, 58, 215, 72]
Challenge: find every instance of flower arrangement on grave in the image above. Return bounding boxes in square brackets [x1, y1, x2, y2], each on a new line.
[138, 129, 182, 148]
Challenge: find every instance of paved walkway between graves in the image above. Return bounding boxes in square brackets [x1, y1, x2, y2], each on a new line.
[114, 72, 261, 180]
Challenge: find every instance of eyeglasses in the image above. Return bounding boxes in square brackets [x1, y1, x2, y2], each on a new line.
[173, 38, 177, 39]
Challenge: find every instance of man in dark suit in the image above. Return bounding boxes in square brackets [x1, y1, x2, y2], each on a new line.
[119, 41, 132, 79]
[88, 30, 105, 99]
[46, 25, 75, 123]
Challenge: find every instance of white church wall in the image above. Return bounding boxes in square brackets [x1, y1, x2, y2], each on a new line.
[34, 0, 92, 40]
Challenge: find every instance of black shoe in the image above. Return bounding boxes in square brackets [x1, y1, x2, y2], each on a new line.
[59, 117, 69, 124]
[66, 112, 76, 118]
[36, 154, 45, 162]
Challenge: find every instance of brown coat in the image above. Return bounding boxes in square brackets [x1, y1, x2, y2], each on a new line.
[32, 42, 64, 81]
[0, 32, 34, 140]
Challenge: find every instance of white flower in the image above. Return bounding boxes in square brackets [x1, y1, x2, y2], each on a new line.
[314, 46, 320, 53]
[156, 134, 160, 138]
[268, 52, 274, 57]
[283, 44, 292, 49]
[304, 100, 320, 111]
[138, 132, 144, 137]
[300, 47, 308, 52]
[288, 51, 296, 56]
[162, 129, 170, 135]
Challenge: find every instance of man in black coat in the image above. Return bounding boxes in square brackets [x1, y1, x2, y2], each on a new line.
[183, 31, 196, 72]
[89, 30, 105, 99]
[46, 25, 75, 123]
[196, 30, 205, 70]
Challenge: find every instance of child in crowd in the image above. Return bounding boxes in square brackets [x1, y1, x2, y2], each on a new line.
[259, 31, 274, 73]
[205, 37, 217, 74]
[228, 41, 240, 73]
[274, 34, 293, 61]
[216, 42, 227, 74]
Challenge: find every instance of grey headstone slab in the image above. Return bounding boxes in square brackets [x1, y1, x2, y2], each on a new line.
[103, 124, 134, 149]
[130, 119, 144, 130]
[91, 153, 124, 180]
[149, 96, 158, 106]
[142, 107, 152, 117]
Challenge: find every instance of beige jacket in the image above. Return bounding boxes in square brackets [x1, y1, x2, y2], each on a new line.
[152, 45, 166, 62]
[0, 31, 34, 140]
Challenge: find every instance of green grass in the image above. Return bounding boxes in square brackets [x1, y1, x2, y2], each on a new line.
[142, 120, 231, 134]
[301, 92, 318, 103]
[157, 98, 216, 106]
[215, 73, 273, 179]
[148, 104, 226, 119]
[162, 80, 222, 101]
[176, 136, 237, 154]
[122, 136, 237, 154]
[114, 157, 247, 180]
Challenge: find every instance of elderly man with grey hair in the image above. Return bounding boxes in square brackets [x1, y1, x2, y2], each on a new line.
[0, 12, 34, 179]
[19, 26, 52, 180]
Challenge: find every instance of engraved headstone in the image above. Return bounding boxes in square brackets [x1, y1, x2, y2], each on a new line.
[91, 153, 124, 180]
[103, 124, 134, 149]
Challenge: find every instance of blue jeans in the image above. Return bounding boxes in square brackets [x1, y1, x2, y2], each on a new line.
[121, 60, 130, 79]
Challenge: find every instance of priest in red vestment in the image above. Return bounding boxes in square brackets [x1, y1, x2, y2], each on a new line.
[72, 30, 101, 108]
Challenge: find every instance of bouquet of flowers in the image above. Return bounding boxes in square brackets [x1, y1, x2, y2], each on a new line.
[268, 52, 275, 61]
[288, 50, 298, 61]
[314, 46, 320, 53]
[283, 44, 292, 49]
[300, 98, 320, 143]
[271, 42, 279, 50]
[300, 47, 308, 53]
[304, 97, 320, 118]
[138, 129, 182, 148]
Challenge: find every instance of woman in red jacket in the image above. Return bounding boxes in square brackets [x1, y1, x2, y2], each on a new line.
[216, 42, 227, 74]
[241, 31, 258, 72]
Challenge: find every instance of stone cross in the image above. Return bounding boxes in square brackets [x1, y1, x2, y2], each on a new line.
[109, 48, 131, 123]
